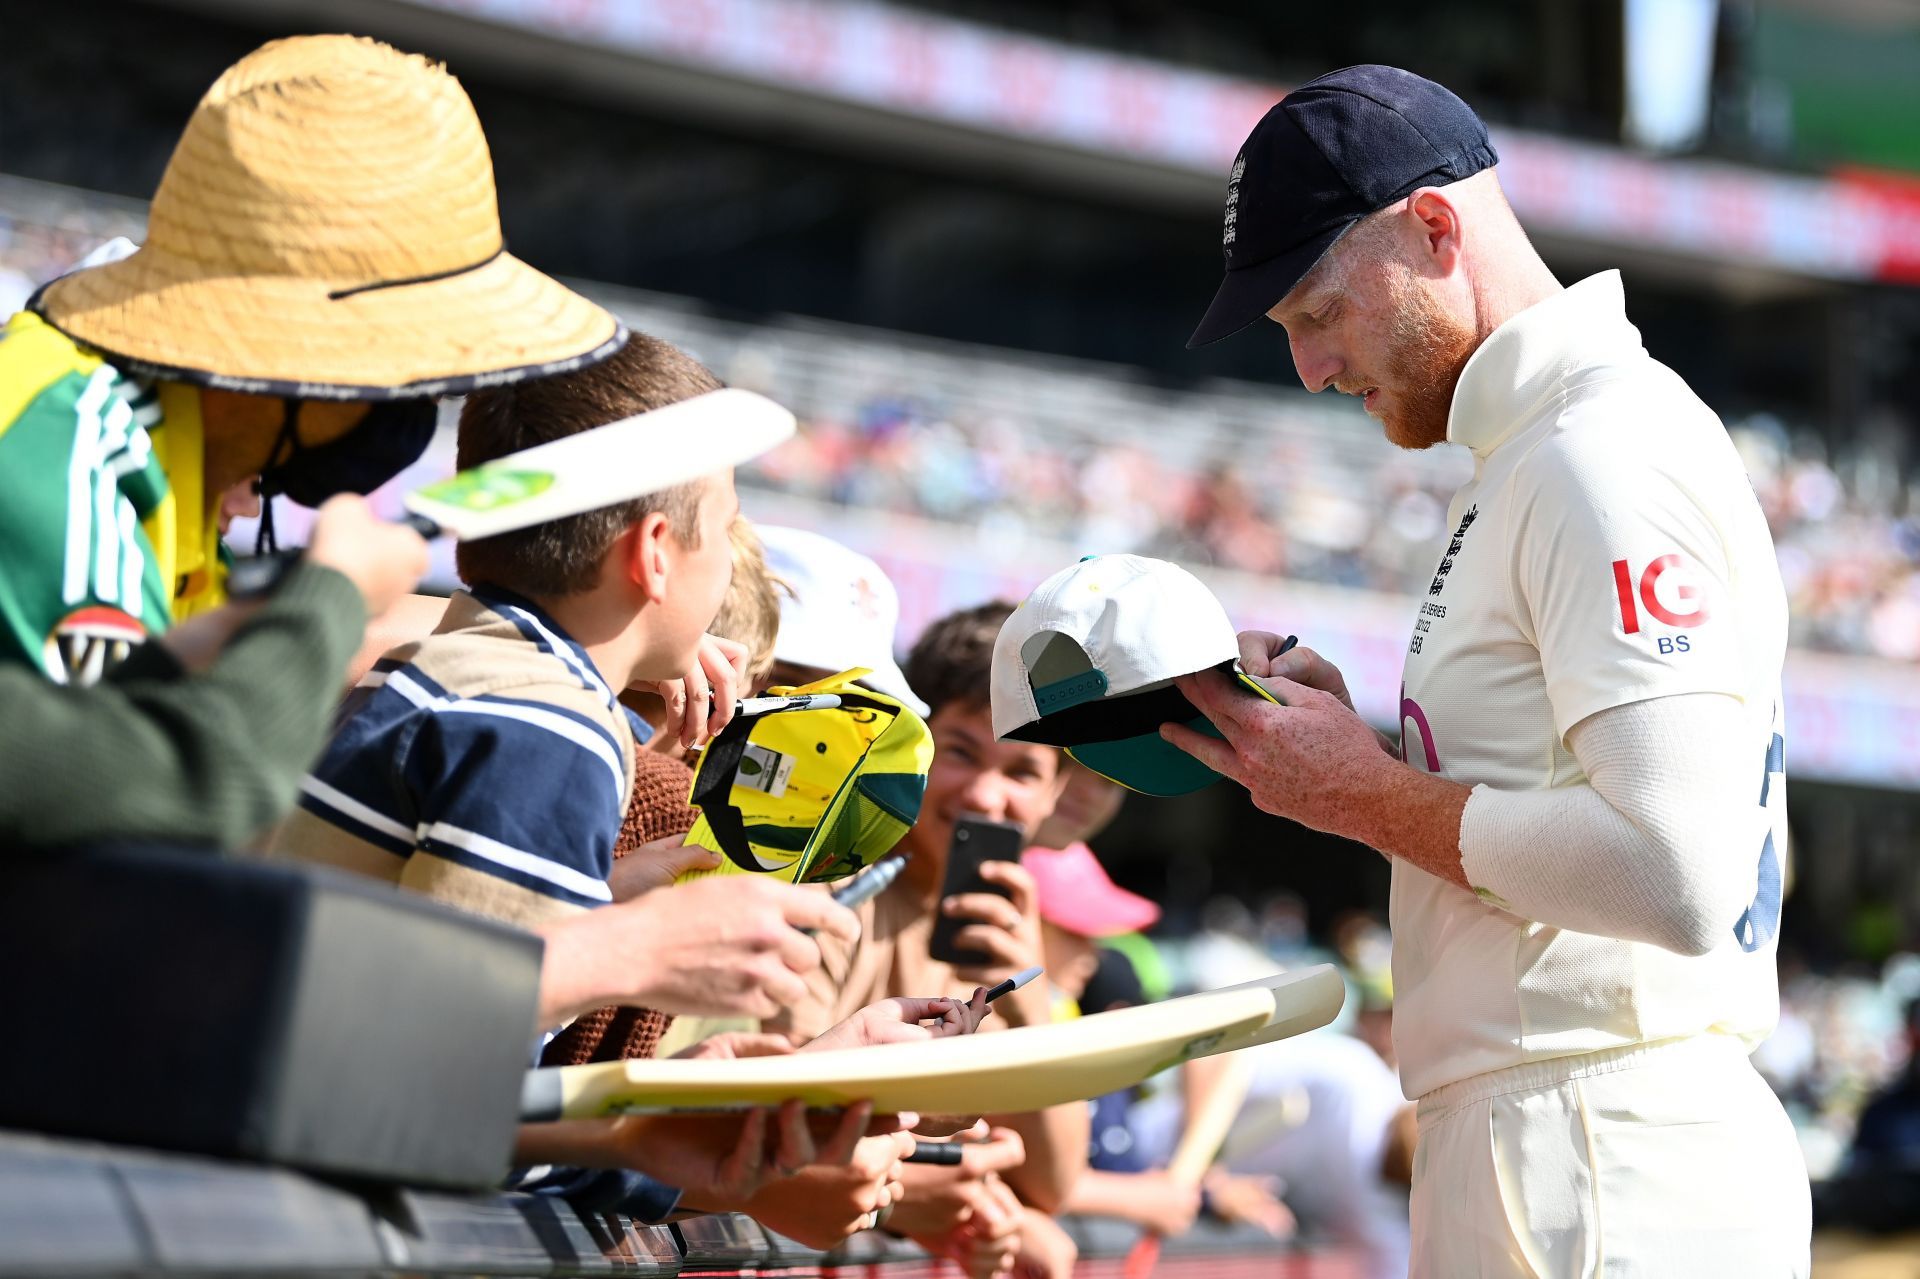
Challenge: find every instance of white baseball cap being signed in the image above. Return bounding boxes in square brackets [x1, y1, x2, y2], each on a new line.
[990, 555, 1276, 796]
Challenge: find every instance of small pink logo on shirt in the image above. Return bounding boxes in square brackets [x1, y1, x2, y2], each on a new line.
[1400, 690, 1441, 773]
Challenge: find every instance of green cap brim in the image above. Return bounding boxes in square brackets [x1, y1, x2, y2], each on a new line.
[1069, 717, 1227, 796]
[1060, 669, 1277, 797]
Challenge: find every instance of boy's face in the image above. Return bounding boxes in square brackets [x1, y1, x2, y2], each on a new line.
[660, 469, 740, 673]
[903, 699, 1066, 878]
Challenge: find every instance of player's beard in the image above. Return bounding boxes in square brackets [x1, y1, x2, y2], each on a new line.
[1375, 271, 1478, 451]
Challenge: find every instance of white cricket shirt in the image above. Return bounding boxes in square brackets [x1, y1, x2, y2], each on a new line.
[1392, 272, 1789, 1100]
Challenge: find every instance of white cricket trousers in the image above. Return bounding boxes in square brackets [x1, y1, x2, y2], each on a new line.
[1409, 1034, 1810, 1277]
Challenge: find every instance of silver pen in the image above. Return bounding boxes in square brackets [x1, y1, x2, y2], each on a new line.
[735, 692, 843, 718]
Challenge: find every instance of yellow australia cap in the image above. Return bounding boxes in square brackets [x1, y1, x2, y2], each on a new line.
[682, 668, 933, 884]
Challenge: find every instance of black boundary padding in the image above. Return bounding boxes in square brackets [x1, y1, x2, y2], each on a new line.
[0, 843, 541, 1188]
[689, 691, 899, 873]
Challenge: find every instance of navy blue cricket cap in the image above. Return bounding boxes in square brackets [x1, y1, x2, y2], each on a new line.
[1187, 65, 1498, 348]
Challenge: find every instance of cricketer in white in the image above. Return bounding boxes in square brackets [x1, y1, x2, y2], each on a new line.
[1169, 182, 1811, 1275]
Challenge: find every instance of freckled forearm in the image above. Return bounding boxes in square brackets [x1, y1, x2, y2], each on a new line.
[1338, 754, 1472, 888]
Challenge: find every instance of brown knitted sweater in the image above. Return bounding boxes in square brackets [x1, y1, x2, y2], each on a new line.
[539, 750, 698, 1066]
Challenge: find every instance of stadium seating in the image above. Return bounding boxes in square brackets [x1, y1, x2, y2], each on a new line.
[4, 172, 1914, 662]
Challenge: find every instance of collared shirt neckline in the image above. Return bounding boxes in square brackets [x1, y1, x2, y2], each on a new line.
[1445, 271, 1639, 460]
[462, 583, 622, 715]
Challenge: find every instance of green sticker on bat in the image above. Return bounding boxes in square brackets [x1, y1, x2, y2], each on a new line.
[415, 467, 554, 512]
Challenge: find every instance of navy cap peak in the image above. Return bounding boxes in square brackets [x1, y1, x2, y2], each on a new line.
[1189, 64, 1496, 348]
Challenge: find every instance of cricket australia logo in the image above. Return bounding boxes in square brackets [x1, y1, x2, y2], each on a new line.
[1222, 155, 1246, 248]
[1427, 505, 1478, 597]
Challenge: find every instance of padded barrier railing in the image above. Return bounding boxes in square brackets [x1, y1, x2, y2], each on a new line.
[0, 1129, 1369, 1277]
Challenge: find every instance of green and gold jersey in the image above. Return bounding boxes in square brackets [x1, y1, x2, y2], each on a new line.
[0, 311, 172, 683]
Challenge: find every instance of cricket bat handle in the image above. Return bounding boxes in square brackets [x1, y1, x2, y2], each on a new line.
[1122, 1050, 1256, 1279]
[1166, 1051, 1254, 1184]
[227, 512, 443, 598]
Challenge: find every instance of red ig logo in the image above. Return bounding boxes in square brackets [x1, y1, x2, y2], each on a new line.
[1612, 554, 1709, 634]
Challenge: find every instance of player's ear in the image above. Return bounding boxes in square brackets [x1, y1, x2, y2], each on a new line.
[1408, 187, 1463, 274]
[623, 511, 674, 604]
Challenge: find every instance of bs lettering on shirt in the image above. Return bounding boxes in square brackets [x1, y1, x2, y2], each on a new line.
[1391, 272, 1789, 1101]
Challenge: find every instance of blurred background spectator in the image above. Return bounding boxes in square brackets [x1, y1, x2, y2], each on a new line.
[3, 174, 1916, 662]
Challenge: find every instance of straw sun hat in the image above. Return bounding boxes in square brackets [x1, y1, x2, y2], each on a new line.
[33, 34, 624, 400]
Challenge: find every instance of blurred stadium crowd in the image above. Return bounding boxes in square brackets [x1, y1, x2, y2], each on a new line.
[1762, 951, 1920, 1180]
[5, 182, 1918, 664]
[748, 395, 1920, 663]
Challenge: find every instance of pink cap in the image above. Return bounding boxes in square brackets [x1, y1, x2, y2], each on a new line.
[1021, 843, 1161, 939]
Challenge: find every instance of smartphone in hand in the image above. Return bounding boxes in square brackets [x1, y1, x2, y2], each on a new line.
[928, 815, 1026, 967]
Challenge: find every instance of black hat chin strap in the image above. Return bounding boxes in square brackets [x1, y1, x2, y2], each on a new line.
[253, 397, 304, 557]
[689, 712, 761, 871]
[688, 690, 899, 876]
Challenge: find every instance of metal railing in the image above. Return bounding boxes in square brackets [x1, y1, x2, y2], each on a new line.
[0, 1129, 1367, 1277]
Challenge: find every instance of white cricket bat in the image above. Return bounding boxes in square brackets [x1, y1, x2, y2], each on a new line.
[402, 388, 793, 540]
[1182, 967, 1346, 1058]
[519, 983, 1283, 1123]
[229, 388, 795, 594]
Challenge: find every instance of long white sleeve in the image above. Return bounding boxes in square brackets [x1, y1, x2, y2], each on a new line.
[1458, 693, 1761, 956]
